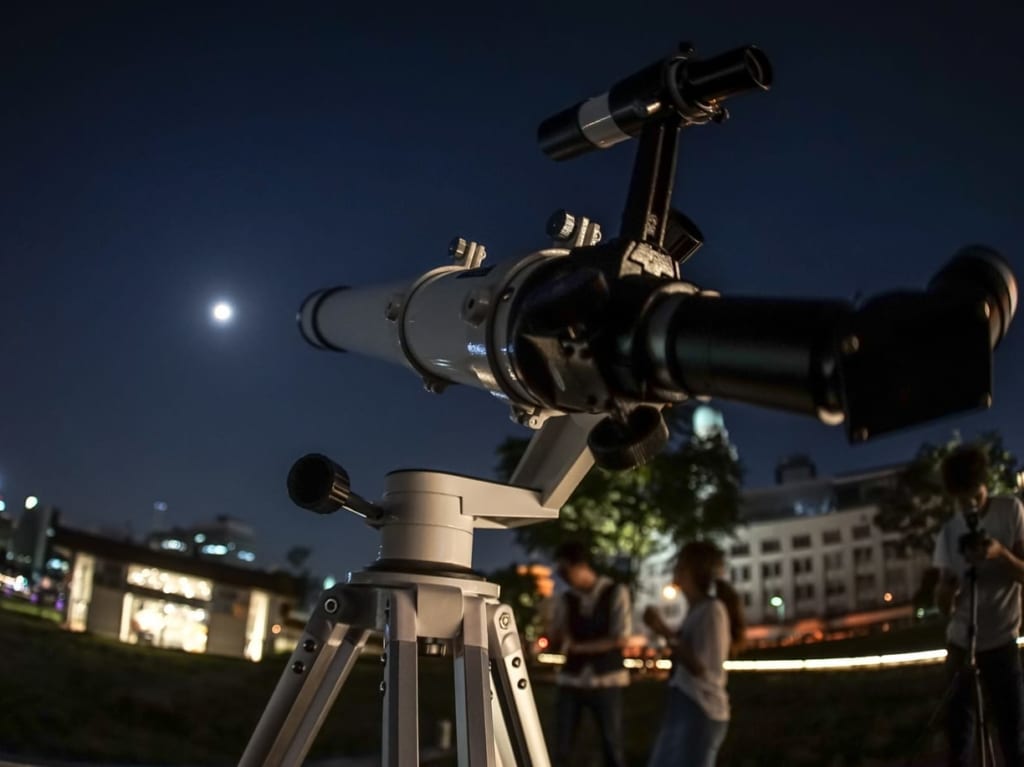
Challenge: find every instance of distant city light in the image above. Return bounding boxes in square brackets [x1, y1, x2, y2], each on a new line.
[24, 495, 38, 510]
[0, 499, 5, 512]
[161, 539, 187, 552]
[323, 575, 337, 589]
[769, 596, 784, 608]
[201, 544, 229, 556]
[238, 550, 256, 562]
[211, 301, 234, 324]
[883, 592, 894, 603]
[194, 533, 206, 543]
[153, 501, 168, 512]
[662, 584, 679, 600]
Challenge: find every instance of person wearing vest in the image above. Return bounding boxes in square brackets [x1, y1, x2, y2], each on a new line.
[933, 444, 1024, 767]
[548, 541, 632, 767]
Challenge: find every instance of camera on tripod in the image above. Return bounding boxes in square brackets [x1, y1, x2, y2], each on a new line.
[958, 509, 992, 558]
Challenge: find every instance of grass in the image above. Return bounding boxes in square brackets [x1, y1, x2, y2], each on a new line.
[0, 605, 957, 766]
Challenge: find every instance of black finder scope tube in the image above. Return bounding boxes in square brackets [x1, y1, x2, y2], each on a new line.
[538, 45, 772, 161]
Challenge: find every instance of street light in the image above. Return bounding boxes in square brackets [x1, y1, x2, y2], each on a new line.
[24, 496, 38, 510]
[769, 595, 786, 623]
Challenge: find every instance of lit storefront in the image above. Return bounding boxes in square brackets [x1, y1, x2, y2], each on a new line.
[55, 527, 303, 661]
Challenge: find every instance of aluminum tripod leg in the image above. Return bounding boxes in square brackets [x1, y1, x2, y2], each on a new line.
[383, 589, 420, 767]
[454, 595, 497, 767]
[487, 603, 550, 767]
[241, 585, 375, 767]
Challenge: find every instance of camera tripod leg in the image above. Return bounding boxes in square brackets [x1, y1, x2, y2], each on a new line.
[971, 669, 996, 767]
[241, 585, 376, 767]
[487, 604, 550, 767]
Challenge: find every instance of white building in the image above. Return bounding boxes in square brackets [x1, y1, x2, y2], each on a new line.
[637, 458, 933, 645]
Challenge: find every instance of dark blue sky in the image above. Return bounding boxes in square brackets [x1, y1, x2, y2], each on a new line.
[2, 2, 1022, 579]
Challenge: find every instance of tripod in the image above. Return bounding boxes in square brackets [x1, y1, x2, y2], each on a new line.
[241, 415, 602, 767]
[959, 534, 996, 767]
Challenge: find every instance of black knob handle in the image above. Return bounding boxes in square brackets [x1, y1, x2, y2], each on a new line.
[288, 454, 352, 514]
[587, 406, 669, 470]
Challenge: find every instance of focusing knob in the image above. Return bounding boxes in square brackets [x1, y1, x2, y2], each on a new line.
[288, 454, 352, 514]
[587, 406, 669, 470]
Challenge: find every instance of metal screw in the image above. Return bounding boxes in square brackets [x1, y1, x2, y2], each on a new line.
[292, 661, 305, 674]
[512, 657, 522, 668]
[324, 597, 339, 614]
[517, 679, 528, 690]
[449, 237, 468, 261]
[980, 393, 993, 408]
[380, 653, 387, 665]
[379, 681, 387, 694]
[979, 301, 991, 320]
[302, 639, 317, 653]
[500, 287, 514, 302]
[498, 613, 512, 630]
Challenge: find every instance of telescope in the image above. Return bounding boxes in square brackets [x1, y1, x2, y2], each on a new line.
[297, 43, 1018, 471]
[244, 42, 1019, 767]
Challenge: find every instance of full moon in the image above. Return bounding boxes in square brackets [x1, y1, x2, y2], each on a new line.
[211, 301, 234, 323]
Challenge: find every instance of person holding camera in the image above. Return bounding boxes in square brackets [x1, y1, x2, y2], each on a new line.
[933, 444, 1024, 766]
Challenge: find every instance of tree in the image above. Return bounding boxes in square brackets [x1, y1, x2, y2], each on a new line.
[874, 431, 1019, 556]
[495, 404, 743, 587]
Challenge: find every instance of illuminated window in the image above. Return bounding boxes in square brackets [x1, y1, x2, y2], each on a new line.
[126, 565, 212, 601]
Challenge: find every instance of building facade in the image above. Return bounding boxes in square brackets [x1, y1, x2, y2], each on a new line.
[636, 461, 933, 645]
[54, 526, 303, 661]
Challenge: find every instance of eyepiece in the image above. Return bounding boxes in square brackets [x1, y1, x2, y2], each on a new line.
[676, 46, 773, 105]
[927, 245, 1017, 348]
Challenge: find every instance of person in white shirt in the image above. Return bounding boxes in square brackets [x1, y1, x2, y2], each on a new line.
[932, 444, 1024, 767]
[643, 541, 745, 767]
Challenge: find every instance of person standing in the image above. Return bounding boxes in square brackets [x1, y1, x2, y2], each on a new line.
[643, 541, 745, 767]
[933, 444, 1024, 767]
[548, 541, 632, 767]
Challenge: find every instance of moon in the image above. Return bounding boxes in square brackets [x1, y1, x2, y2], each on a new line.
[211, 301, 234, 324]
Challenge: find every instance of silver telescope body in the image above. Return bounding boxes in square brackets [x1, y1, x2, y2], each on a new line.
[298, 249, 570, 407]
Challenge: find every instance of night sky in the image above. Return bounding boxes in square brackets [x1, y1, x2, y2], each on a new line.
[2, 2, 1022, 580]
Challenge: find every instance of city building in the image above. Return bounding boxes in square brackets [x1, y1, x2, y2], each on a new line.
[636, 460, 932, 646]
[53, 526, 304, 661]
[147, 514, 258, 566]
[8, 497, 58, 578]
[0, 511, 13, 559]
